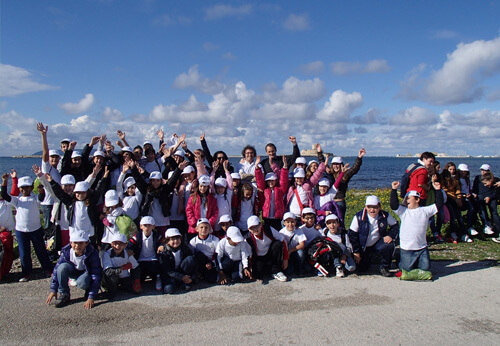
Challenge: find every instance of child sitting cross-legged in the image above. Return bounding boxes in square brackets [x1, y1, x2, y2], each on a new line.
[46, 230, 101, 309]
[101, 232, 141, 300]
[158, 228, 198, 293]
[279, 212, 306, 276]
[216, 226, 252, 284]
[322, 214, 356, 277]
[189, 218, 219, 284]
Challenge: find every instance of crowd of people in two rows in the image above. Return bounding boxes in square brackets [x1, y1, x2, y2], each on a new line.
[0, 123, 498, 309]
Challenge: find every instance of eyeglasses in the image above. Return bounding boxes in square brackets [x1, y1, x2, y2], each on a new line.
[216, 156, 225, 160]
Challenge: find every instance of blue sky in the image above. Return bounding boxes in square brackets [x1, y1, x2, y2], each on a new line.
[1, 0, 500, 156]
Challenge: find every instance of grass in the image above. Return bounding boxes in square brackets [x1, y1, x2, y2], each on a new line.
[345, 188, 500, 263]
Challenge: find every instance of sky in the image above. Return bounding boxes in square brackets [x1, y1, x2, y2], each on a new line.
[1, 0, 500, 157]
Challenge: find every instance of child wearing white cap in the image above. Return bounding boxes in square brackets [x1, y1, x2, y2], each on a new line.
[472, 166, 499, 236]
[127, 216, 161, 284]
[101, 190, 125, 246]
[246, 215, 289, 282]
[211, 160, 234, 237]
[279, 212, 306, 276]
[102, 232, 141, 299]
[255, 155, 289, 231]
[116, 161, 143, 223]
[2, 172, 52, 282]
[189, 218, 219, 283]
[390, 181, 443, 278]
[286, 145, 328, 217]
[298, 208, 323, 247]
[158, 228, 198, 293]
[322, 214, 356, 277]
[348, 194, 399, 277]
[46, 230, 101, 309]
[186, 175, 219, 238]
[216, 226, 252, 284]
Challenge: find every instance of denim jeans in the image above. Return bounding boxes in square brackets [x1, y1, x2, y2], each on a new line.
[285, 249, 306, 276]
[479, 199, 500, 232]
[40, 204, 53, 229]
[162, 255, 198, 294]
[399, 247, 430, 272]
[16, 228, 52, 276]
[358, 238, 395, 271]
[220, 256, 243, 281]
[56, 262, 91, 295]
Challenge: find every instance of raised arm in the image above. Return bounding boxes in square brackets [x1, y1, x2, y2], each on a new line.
[36, 122, 50, 163]
[390, 181, 400, 210]
[200, 133, 214, 167]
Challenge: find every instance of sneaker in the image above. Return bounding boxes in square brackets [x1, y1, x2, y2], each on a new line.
[19, 276, 30, 282]
[273, 272, 288, 282]
[434, 234, 445, 244]
[450, 232, 458, 244]
[468, 227, 479, 236]
[484, 226, 495, 235]
[379, 267, 392, 277]
[492, 237, 500, 244]
[461, 234, 473, 243]
[132, 279, 141, 294]
[68, 278, 77, 287]
[54, 294, 70, 308]
[336, 267, 345, 278]
[316, 270, 325, 277]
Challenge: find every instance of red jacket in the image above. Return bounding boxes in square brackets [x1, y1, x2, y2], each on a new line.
[185, 193, 218, 234]
[256, 166, 289, 219]
[408, 166, 429, 199]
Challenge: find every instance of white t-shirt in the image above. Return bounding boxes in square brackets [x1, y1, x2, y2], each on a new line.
[69, 200, 94, 237]
[395, 205, 437, 251]
[41, 161, 61, 205]
[138, 233, 158, 262]
[189, 234, 219, 260]
[236, 198, 254, 231]
[252, 227, 284, 256]
[70, 248, 86, 271]
[102, 249, 139, 278]
[279, 227, 307, 249]
[214, 190, 233, 231]
[216, 237, 251, 268]
[9, 195, 42, 232]
[150, 198, 169, 227]
[237, 160, 256, 176]
[348, 213, 398, 248]
[298, 225, 322, 247]
[0, 200, 15, 231]
[289, 186, 307, 215]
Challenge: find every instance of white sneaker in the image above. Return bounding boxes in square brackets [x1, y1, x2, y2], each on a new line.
[461, 234, 473, 243]
[484, 226, 495, 235]
[492, 237, 500, 244]
[68, 278, 77, 287]
[336, 267, 345, 278]
[468, 227, 479, 236]
[273, 272, 288, 282]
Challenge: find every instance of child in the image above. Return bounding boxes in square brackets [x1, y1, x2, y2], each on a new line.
[1, 174, 52, 282]
[322, 214, 356, 277]
[189, 218, 219, 283]
[348, 195, 399, 277]
[246, 215, 288, 282]
[218, 214, 233, 234]
[314, 176, 345, 228]
[211, 160, 233, 238]
[279, 212, 306, 276]
[234, 182, 257, 234]
[186, 175, 218, 237]
[477, 173, 500, 236]
[298, 208, 323, 248]
[127, 216, 161, 284]
[46, 230, 101, 309]
[390, 181, 443, 277]
[255, 155, 289, 231]
[116, 162, 143, 224]
[101, 190, 125, 247]
[158, 228, 198, 293]
[216, 226, 252, 284]
[101, 232, 141, 299]
[0, 181, 16, 280]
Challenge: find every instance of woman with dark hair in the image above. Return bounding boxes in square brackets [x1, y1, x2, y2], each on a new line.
[199, 133, 233, 179]
[237, 145, 257, 183]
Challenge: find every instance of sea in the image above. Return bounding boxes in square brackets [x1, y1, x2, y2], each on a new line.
[1, 156, 499, 191]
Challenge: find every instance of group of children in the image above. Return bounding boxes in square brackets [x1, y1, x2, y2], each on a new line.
[0, 125, 499, 309]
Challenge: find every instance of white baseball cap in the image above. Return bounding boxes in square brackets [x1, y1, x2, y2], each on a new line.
[60, 138, 71, 143]
[105, 193, 120, 207]
[231, 173, 241, 180]
[71, 151, 82, 159]
[325, 214, 339, 223]
[61, 175, 76, 185]
[198, 175, 211, 186]
[480, 164, 491, 171]
[18, 176, 33, 188]
[215, 177, 227, 187]
[265, 173, 277, 181]
[365, 195, 380, 206]
[293, 167, 305, 178]
[182, 166, 195, 175]
[123, 177, 136, 189]
[282, 212, 296, 221]
[226, 226, 244, 243]
[174, 148, 185, 157]
[165, 228, 182, 238]
[247, 215, 261, 228]
[70, 230, 89, 242]
[149, 171, 162, 180]
[110, 232, 128, 243]
[93, 150, 105, 157]
[74, 181, 90, 192]
[331, 157, 343, 164]
[458, 163, 469, 172]
[121, 146, 133, 153]
[295, 157, 307, 165]
[140, 216, 156, 226]
[49, 150, 61, 157]
[301, 207, 316, 216]
[318, 178, 330, 187]
[219, 214, 232, 224]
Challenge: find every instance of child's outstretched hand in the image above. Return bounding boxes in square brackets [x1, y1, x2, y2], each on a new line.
[178, 160, 189, 170]
[32, 165, 42, 177]
[341, 163, 350, 172]
[84, 298, 95, 309]
[218, 271, 228, 285]
[392, 181, 400, 190]
[282, 155, 287, 169]
[244, 268, 253, 280]
[358, 148, 366, 158]
[157, 245, 164, 253]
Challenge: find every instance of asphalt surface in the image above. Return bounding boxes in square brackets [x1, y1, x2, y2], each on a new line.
[1, 261, 499, 345]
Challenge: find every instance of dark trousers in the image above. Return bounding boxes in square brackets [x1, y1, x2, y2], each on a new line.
[16, 228, 52, 276]
[104, 267, 140, 297]
[358, 238, 394, 271]
[251, 240, 283, 279]
[139, 260, 159, 282]
[220, 256, 242, 281]
[193, 252, 218, 283]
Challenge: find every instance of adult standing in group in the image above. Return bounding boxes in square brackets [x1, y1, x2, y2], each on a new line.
[260, 136, 300, 175]
[326, 148, 366, 219]
[237, 145, 257, 183]
[407, 152, 435, 206]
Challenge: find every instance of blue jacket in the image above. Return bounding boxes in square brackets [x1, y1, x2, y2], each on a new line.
[348, 209, 399, 253]
[50, 244, 102, 299]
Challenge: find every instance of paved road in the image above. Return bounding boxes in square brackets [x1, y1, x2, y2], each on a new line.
[1, 261, 499, 345]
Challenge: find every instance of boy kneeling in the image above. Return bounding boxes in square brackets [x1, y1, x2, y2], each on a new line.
[46, 230, 102, 309]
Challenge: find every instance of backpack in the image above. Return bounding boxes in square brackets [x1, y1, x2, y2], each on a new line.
[306, 236, 343, 275]
[400, 163, 425, 198]
[115, 214, 138, 239]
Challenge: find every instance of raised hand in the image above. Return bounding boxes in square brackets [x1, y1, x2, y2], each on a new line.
[10, 169, 17, 179]
[178, 160, 189, 170]
[223, 160, 229, 172]
[392, 181, 400, 190]
[156, 129, 164, 140]
[358, 148, 366, 158]
[282, 155, 288, 169]
[36, 122, 48, 134]
[116, 130, 126, 140]
[92, 163, 102, 177]
[99, 134, 107, 146]
[69, 141, 77, 150]
[200, 133, 205, 141]
[31, 165, 41, 176]
[255, 156, 261, 166]
[90, 136, 100, 146]
[289, 136, 297, 145]
[316, 143, 322, 152]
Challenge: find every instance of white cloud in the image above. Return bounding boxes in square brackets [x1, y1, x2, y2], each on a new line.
[204, 4, 253, 20]
[297, 61, 324, 75]
[263, 77, 325, 104]
[283, 13, 310, 31]
[0, 63, 57, 97]
[330, 59, 390, 75]
[317, 90, 363, 122]
[101, 106, 124, 122]
[173, 65, 225, 94]
[59, 93, 95, 115]
[399, 35, 500, 105]
[390, 106, 438, 126]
